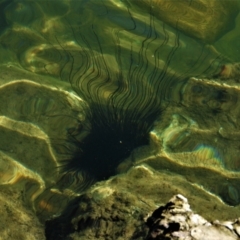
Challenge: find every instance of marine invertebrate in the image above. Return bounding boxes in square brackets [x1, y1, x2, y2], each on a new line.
[57, 7, 223, 184]
[1, 0, 240, 233]
[0, 0, 224, 191]
[60, 26, 166, 181]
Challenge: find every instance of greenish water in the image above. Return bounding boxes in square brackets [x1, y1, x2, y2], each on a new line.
[0, 0, 240, 234]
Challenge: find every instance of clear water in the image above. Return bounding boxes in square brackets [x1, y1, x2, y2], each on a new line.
[0, 0, 240, 237]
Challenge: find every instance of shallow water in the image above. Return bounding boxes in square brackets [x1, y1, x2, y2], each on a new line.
[0, 0, 240, 238]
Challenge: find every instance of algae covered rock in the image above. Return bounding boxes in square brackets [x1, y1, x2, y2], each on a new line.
[120, 63, 240, 207]
[0, 187, 45, 240]
[0, 74, 90, 221]
[130, 0, 240, 43]
[45, 165, 240, 239]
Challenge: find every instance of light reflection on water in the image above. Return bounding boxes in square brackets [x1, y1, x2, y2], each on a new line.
[0, 0, 239, 221]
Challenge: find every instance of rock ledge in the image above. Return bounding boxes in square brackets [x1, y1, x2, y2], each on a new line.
[146, 194, 240, 240]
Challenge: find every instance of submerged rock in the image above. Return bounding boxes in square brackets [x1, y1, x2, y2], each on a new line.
[0, 187, 45, 240]
[130, 0, 240, 43]
[0, 71, 90, 221]
[45, 165, 240, 239]
[119, 65, 240, 207]
[146, 194, 240, 240]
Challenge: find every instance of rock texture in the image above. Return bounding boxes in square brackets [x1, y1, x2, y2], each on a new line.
[0, 73, 90, 221]
[117, 63, 240, 207]
[45, 165, 240, 240]
[0, 187, 45, 240]
[130, 0, 240, 43]
[146, 194, 240, 240]
[0, 1, 239, 239]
